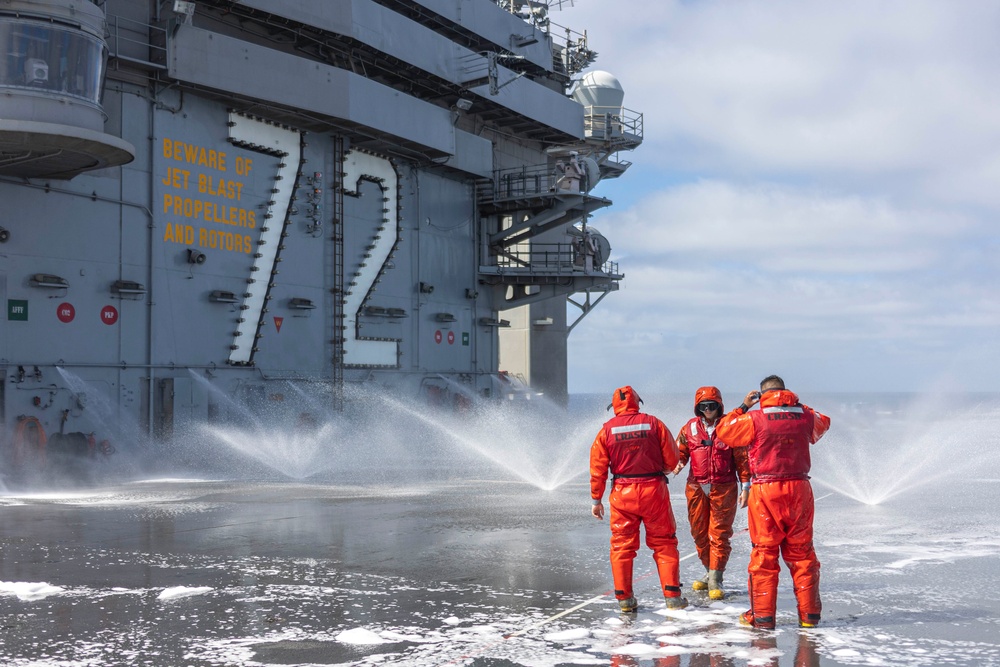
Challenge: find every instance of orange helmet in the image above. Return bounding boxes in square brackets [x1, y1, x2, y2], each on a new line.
[693, 386, 724, 416]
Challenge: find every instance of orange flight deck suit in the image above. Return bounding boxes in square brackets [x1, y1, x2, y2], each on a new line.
[590, 386, 683, 603]
[676, 387, 750, 576]
[716, 389, 831, 629]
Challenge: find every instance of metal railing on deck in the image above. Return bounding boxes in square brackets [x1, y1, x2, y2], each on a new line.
[482, 162, 594, 203]
[548, 19, 596, 77]
[491, 163, 558, 200]
[106, 14, 167, 70]
[493, 241, 619, 277]
[494, 2, 596, 77]
[584, 106, 643, 144]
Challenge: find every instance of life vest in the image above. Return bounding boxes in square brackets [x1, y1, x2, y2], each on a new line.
[747, 404, 815, 481]
[603, 412, 666, 480]
[682, 416, 736, 485]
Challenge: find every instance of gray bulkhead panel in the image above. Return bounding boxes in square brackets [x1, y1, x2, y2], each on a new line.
[407, 172, 480, 375]
[232, 0, 583, 139]
[447, 130, 492, 178]
[466, 75, 582, 139]
[168, 25, 456, 157]
[151, 94, 331, 373]
[145, 91, 494, 384]
[341, 166, 402, 360]
[1, 190, 144, 366]
[408, 0, 554, 71]
[256, 143, 337, 376]
[153, 97, 267, 366]
[0, 96, 145, 370]
[339, 158, 490, 382]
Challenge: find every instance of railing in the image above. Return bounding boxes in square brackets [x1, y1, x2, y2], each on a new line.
[485, 160, 594, 202]
[492, 241, 619, 277]
[106, 14, 168, 70]
[548, 19, 596, 77]
[492, 163, 557, 200]
[493, 2, 596, 77]
[605, 151, 633, 171]
[583, 106, 644, 143]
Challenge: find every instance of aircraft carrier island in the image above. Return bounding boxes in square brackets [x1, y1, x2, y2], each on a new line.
[0, 0, 642, 477]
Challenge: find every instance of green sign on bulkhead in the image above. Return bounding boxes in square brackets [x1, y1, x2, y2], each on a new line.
[8, 299, 28, 321]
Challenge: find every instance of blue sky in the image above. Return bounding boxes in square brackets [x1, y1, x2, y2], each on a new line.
[560, 0, 1000, 394]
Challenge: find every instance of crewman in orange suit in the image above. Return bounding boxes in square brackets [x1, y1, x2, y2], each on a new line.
[590, 385, 687, 613]
[716, 375, 831, 629]
[673, 387, 751, 600]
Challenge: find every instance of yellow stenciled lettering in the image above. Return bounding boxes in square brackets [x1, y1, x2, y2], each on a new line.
[197, 147, 217, 169]
[160, 139, 262, 254]
[162, 166, 189, 189]
[198, 175, 242, 199]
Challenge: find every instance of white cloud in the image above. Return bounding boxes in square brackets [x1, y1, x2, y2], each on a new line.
[559, 1, 1000, 392]
[567, 0, 1000, 206]
[570, 177, 998, 391]
[604, 180, 969, 273]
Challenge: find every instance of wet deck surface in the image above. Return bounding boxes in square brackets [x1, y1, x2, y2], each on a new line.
[1, 476, 999, 666]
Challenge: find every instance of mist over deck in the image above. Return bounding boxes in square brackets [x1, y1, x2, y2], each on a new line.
[2, 393, 999, 666]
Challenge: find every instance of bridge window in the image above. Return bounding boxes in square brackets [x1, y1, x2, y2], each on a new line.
[0, 18, 105, 105]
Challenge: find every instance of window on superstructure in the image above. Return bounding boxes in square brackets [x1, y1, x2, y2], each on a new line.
[0, 18, 106, 105]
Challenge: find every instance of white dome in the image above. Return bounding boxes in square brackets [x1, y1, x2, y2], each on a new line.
[571, 70, 625, 109]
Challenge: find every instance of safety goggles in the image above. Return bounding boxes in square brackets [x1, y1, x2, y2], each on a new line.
[697, 401, 720, 413]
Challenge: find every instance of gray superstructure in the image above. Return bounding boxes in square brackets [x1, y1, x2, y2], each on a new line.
[0, 0, 641, 473]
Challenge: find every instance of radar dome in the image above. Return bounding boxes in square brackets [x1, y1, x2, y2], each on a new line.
[572, 71, 625, 109]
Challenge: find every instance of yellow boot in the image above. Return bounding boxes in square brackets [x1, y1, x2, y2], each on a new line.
[707, 569, 725, 600]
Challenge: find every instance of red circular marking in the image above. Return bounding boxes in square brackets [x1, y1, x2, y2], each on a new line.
[100, 305, 119, 325]
[434, 330, 442, 344]
[447, 330, 455, 345]
[57, 303, 76, 323]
